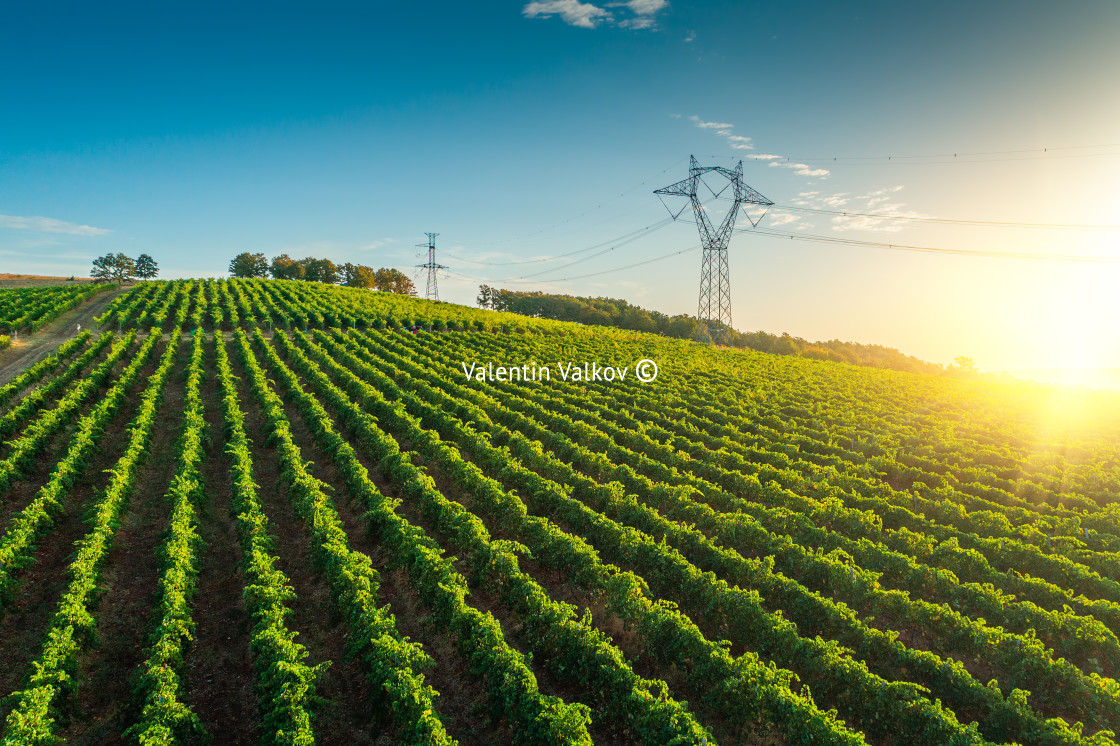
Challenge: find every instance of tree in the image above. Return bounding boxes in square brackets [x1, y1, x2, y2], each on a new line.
[270, 254, 304, 280]
[229, 252, 269, 278]
[304, 258, 339, 284]
[135, 253, 159, 279]
[952, 355, 978, 374]
[373, 268, 416, 296]
[91, 253, 137, 284]
[477, 284, 494, 309]
[342, 263, 377, 288]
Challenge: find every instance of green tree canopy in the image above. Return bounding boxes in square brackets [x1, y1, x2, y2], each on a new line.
[134, 253, 159, 280]
[229, 252, 269, 278]
[270, 254, 304, 280]
[477, 286, 943, 374]
[374, 268, 416, 295]
[477, 284, 495, 309]
[91, 253, 137, 284]
[303, 257, 339, 284]
[341, 262, 377, 288]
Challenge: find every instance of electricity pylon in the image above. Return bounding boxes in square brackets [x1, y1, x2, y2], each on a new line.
[655, 156, 773, 343]
[416, 232, 446, 301]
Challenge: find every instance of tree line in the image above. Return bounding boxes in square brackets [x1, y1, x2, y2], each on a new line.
[477, 285, 943, 374]
[229, 253, 416, 295]
[90, 253, 159, 283]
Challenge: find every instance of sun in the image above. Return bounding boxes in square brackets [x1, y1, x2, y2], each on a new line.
[1026, 265, 1120, 371]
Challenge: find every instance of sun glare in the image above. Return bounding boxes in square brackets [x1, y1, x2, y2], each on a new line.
[1028, 266, 1120, 372]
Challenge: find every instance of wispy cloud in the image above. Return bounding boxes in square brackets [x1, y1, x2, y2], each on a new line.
[766, 211, 801, 227]
[768, 161, 829, 177]
[793, 186, 924, 233]
[623, 0, 668, 13]
[683, 30, 696, 42]
[523, 0, 610, 28]
[362, 238, 396, 251]
[688, 116, 756, 152]
[523, 0, 668, 29]
[0, 214, 111, 236]
[691, 117, 735, 130]
[688, 115, 831, 177]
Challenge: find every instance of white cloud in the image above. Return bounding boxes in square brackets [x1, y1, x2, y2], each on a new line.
[766, 212, 801, 226]
[362, 238, 396, 250]
[523, 0, 611, 28]
[0, 214, 111, 236]
[625, 0, 668, 13]
[619, 15, 656, 28]
[859, 186, 905, 198]
[690, 116, 735, 129]
[523, 0, 667, 28]
[818, 186, 928, 233]
[831, 215, 907, 233]
[684, 30, 696, 42]
[768, 161, 830, 177]
[688, 115, 826, 178]
[793, 191, 847, 207]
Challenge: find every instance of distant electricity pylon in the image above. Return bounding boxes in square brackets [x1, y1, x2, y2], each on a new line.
[416, 232, 446, 301]
[655, 156, 773, 342]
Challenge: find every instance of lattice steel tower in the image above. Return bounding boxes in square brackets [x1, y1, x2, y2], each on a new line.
[416, 232, 446, 301]
[655, 156, 773, 342]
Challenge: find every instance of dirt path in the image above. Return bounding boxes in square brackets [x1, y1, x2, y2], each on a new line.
[0, 286, 127, 385]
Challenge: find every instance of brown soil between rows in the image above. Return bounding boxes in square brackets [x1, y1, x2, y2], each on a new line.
[180, 339, 259, 743]
[0, 340, 161, 723]
[232, 351, 390, 746]
[269, 334, 657, 745]
[255, 336, 519, 745]
[0, 333, 96, 421]
[61, 337, 187, 744]
[0, 342, 117, 524]
[322, 331, 791, 745]
[0, 287, 125, 386]
[431, 352, 1104, 730]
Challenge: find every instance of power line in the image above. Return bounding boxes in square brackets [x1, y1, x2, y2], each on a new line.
[735, 226, 1120, 264]
[510, 245, 702, 284]
[773, 204, 1120, 231]
[441, 216, 675, 268]
[694, 141, 1120, 166]
[505, 217, 677, 279]
[785, 142, 1120, 163]
[453, 157, 689, 249]
[440, 243, 702, 286]
[444, 217, 1120, 294]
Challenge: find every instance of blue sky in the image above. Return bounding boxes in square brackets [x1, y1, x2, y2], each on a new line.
[3, 1, 1119, 371]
